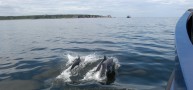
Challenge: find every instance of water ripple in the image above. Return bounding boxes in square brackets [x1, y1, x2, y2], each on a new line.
[0, 18, 177, 89]
[30, 47, 48, 51]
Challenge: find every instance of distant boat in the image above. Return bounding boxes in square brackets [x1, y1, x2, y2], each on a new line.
[166, 9, 193, 90]
[127, 16, 131, 18]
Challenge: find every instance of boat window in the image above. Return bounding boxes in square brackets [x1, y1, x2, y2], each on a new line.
[186, 13, 193, 44]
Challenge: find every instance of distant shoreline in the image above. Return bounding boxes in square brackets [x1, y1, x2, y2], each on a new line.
[0, 14, 112, 20]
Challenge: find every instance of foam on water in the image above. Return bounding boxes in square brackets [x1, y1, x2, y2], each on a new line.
[56, 54, 120, 84]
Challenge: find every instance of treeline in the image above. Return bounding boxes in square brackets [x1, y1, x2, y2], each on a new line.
[0, 14, 111, 20]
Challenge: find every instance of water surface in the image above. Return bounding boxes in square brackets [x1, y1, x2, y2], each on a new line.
[0, 18, 177, 90]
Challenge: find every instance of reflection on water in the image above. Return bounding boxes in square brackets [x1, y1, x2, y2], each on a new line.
[0, 18, 177, 90]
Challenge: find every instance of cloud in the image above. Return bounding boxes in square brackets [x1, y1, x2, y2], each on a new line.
[0, 0, 192, 17]
[147, 0, 187, 4]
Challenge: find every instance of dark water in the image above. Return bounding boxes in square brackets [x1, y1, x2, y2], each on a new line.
[0, 18, 177, 90]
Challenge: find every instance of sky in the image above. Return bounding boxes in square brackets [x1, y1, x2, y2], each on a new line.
[0, 0, 192, 17]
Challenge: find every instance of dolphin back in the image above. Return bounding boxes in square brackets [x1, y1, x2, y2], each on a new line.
[70, 56, 81, 70]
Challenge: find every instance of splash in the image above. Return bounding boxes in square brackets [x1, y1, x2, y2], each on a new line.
[56, 54, 120, 84]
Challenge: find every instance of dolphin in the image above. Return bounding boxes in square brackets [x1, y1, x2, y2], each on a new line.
[95, 56, 107, 72]
[103, 58, 116, 84]
[70, 56, 81, 70]
[95, 56, 116, 84]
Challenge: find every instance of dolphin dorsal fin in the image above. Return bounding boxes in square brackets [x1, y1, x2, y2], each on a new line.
[103, 55, 107, 61]
[78, 55, 80, 59]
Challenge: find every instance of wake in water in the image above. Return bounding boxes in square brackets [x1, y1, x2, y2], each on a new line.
[56, 54, 120, 85]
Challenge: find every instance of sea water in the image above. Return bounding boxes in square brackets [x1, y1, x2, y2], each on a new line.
[0, 17, 177, 90]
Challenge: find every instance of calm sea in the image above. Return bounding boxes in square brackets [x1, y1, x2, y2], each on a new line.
[0, 17, 177, 90]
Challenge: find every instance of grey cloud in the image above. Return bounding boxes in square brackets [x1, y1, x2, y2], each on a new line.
[0, 0, 192, 17]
